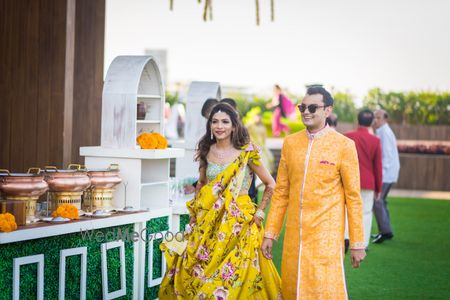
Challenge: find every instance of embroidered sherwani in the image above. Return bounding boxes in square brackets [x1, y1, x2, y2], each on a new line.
[265, 127, 365, 300]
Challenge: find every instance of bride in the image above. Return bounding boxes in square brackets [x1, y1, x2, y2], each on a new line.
[159, 102, 282, 299]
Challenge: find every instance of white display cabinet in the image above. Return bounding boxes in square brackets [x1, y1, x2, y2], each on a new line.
[101, 55, 165, 149]
[81, 56, 184, 211]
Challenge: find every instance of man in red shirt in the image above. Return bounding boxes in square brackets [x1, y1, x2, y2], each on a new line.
[345, 109, 383, 249]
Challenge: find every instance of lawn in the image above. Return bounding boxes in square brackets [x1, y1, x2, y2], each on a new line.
[262, 197, 450, 299]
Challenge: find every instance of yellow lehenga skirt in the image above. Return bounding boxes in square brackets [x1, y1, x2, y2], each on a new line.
[159, 148, 282, 299]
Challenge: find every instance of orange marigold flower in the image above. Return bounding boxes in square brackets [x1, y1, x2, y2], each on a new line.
[137, 132, 167, 149]
[52, 204, 79, 219]
[151, 132, 168, 149]
[137, 132, 158, 149]
[0, 213, 18, 232]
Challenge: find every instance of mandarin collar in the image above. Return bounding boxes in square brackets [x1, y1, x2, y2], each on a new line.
[306, 124, 332, 140]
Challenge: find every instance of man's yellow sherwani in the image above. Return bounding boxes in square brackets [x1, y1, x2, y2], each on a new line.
[266, 127, 365, 300]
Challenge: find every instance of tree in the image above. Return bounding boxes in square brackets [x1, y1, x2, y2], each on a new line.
[332, 91, 357, 123]
[363, 88, 450, 125]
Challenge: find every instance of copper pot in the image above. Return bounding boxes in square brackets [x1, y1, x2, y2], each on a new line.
[0, 168, 48, 198]
[0, 168, 48, 224]
[44, 165, 91, 192]
[87, 164, 122, 189]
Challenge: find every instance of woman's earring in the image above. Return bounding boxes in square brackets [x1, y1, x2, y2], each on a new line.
[210, 131, 214, 140]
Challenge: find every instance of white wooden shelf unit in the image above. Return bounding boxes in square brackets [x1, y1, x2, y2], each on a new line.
[81, 56, 185, 211]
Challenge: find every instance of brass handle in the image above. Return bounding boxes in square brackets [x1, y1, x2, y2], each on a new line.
[108, 164, 120, 171]
[0, 169, 10, 175]
[44, 166, 58, 172]
[68, 164, 81, 170]
[27, 167, 42, 174]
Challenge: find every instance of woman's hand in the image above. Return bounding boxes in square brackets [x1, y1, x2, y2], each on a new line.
[185, 216, 196, 235]
[261, 238, 274, 259]
[250, 215, 263, 228]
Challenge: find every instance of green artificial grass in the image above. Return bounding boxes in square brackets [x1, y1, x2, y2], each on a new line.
[0, 224, 135, 300]
[262, 196, 450, 299]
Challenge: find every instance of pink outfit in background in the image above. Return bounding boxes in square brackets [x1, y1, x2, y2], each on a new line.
[272, 93, 295, 137]
[272, 107, 289, 137]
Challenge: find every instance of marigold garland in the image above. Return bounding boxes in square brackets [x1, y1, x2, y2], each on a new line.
[52, 204, 79, 219]
[0, 212, 18, 232]
[137, 132, 168, 149]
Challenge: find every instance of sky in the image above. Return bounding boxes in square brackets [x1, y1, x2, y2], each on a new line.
[105, 0, 450, 104]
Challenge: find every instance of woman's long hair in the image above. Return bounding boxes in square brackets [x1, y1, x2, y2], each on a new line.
[195, 102, 250, 168]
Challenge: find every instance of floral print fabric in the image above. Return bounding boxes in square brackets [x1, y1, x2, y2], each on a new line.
[159, 145, 282, 299]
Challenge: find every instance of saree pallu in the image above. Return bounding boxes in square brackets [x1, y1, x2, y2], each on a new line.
[159, 147, 282, 299]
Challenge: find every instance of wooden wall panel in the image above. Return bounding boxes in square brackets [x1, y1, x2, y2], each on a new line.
[49, 0, 69, 169]
[71, 0, 105, 165]
[0, 0, 105, 172]
[397, 154, 450, 191]
[337, 122, 450, 141]
[22, 0, 40, 170]
[0, 0, 13, 170]
[36, 0, 54, 168]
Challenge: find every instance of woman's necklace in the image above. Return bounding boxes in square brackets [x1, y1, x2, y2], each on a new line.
[211, 145, 235, 160]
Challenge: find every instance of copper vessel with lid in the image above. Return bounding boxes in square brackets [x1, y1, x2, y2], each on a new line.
[44, 164, 91, 210]
[83, 164, 122, 211]
[0, 168, 48, 224]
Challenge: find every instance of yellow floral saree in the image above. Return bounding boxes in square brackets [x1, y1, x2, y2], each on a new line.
[159, 145, 282, 299]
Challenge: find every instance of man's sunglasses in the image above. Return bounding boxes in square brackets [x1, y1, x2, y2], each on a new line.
[298, 104, 327, 113]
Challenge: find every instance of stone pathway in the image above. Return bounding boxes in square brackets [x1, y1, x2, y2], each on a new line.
[390, 189, 450, 200]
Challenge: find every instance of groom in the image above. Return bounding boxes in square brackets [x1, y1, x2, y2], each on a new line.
[262, 86, 365, 299]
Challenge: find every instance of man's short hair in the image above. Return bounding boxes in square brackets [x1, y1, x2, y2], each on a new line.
[358, 109, 374, 127]
[306, 86, 334, 107]
[201, 98, 219, 118]
[220, 98, 237, 109]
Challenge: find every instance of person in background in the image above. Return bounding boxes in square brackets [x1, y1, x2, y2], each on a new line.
[220, 97, 237, 110]
[371, 109, 400, 244]
[266, 85, 295, 137]
[201, 98, 219, 118]
[345, 109, 383, 251]
[246, 110, 275, 174]
[261, 86, 365, 299]
[326, 112, 338, 128]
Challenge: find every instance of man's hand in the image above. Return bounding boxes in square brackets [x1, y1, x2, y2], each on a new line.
[350, 249, 366, 268]
[374, 192, 381, 202]
[261, 238, 274, 259]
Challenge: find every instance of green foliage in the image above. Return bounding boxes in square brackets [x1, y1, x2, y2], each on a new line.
[332, 91, 357, 123]
[144, 216, 170, 299]
[230, 90, 355, 136]
[180, 214, 190, 232]
[165, 91, 180, 106]
[364, 88, 450, 125]
[0, 224, 135, 299]
[260, 111, 305, 136]
[231, 94, 269, 118]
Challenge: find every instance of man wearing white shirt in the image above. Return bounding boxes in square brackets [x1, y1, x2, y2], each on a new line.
[372, 109, 400, 243]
